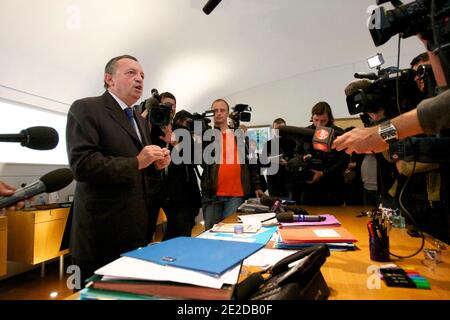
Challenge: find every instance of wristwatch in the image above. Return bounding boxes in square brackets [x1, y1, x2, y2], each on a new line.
[378, 120, 398, 144]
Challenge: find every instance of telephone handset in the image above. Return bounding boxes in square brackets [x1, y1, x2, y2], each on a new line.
[234, 244, 331, 300]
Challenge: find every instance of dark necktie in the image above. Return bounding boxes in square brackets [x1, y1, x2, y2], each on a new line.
[125, 107, 136, 129]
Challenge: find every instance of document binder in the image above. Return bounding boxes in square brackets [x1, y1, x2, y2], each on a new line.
[122, 237, 265, 277]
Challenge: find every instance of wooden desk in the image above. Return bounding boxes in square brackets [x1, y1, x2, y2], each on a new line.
[6, 208, 70, 279]
[68, 206, 450, 300]
[276, 206, 449, 300]
[0, 215, 7, 276]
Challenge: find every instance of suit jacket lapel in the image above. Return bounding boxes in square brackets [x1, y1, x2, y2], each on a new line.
[102, 92, 144, 147]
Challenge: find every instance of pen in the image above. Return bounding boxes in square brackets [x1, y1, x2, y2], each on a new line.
[260, 216, 276, 223]
[367, 221, 375, 238]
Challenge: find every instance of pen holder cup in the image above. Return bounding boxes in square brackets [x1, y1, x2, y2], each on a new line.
[369, 233, 390, 262]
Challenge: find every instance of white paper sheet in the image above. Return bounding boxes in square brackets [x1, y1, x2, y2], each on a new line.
[94, 256, 241, 289]
[243, 248, 298, 269]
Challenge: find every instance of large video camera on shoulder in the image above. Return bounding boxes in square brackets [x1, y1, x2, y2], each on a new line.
[229, 104, 252, 129]
[346, 53, 424, 121]
[368, 0, 450, 84]
[140, 89, 173, 127]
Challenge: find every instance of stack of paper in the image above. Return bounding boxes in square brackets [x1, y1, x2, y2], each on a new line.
[122, 237, 265, 277]
[86, 237, 266, 300]
[275, 225, 358, 251]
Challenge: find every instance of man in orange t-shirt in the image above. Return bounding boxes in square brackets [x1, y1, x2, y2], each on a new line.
[201, 99, 264, 230]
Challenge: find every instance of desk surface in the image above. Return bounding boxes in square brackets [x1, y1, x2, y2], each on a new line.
[270, 206, 449, 300]
[68, 206, 449, 300]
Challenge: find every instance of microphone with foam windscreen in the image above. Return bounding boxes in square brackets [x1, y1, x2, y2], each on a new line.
[276, 212, 326, 223]
[203, 0, 222, 15]
[0, 126, 59, 150]
[0, 168, 74, 209]
[143, 96, 160, 113]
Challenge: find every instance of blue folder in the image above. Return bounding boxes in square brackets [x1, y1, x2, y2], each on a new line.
[122, 237, 265, 277]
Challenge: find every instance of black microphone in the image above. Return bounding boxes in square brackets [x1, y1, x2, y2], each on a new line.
[203, 0, 222, 15]
[276, 212, 326, 223]
[0, 126, 59, 150]
[278, 126, 315, 140]
[0, 168, 74, 209]
[260, 194, 283, 212]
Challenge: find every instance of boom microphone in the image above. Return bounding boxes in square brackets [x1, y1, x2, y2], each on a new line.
[0, 168, 74, 209]
[203, 0, 222, 15]
[276, 212, 326, 223]
[143, 97, 160, 113]
[0, 126, 59, 150]
[344, 79, 372, 97]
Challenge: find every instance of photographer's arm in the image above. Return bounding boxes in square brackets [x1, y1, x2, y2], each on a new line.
[333, 90, 450, 154]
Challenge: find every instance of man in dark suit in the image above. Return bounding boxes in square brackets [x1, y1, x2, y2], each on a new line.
[66, 55, 171, 288]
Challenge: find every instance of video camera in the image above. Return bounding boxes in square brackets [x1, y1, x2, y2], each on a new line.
[229, 104, 252, 129]
[187, 110, 215, 133]
[346, 54, 423, 119]
[140, 89, 173, 127]
[368, 0, 450, 84]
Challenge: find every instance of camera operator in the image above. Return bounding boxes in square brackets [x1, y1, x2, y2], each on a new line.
[344, 79, 404, 210]
[334, 0, 450, 242]
[388, 53, 447, 241]
[261, 118, 296, 199]
[288, 102, 349, 206]
[201, 99, 264, 230]
[333, 37, 449, 155]
[142, 92, 201, 240]
[410, 52, 436, 96]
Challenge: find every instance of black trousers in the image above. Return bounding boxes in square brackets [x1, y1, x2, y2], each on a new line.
[70, 257, 113, 291]
[162, 203, 198, 241]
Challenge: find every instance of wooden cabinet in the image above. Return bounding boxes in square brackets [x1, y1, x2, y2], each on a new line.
[7, 208, 69, 265]
[0, 216, 7, 276]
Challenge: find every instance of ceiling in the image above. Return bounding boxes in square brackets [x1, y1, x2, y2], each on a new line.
[0, 0, 423, 114]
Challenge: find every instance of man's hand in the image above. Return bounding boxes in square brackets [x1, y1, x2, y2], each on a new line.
[136, 145, 165, 170]
[0, 181, 24, 211]
[306, 170, 323, 184]
[332, 126, 388, 154]
[279, 158, 288, 166]
[154, 148, 171, 170]
[254, 189, 265, 198]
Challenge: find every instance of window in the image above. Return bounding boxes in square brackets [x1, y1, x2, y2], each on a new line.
[0, 99, 68, 165]
[246, 125, 271, 154]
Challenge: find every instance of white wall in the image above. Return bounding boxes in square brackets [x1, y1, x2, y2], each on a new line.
[224, 47, 424, 127]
